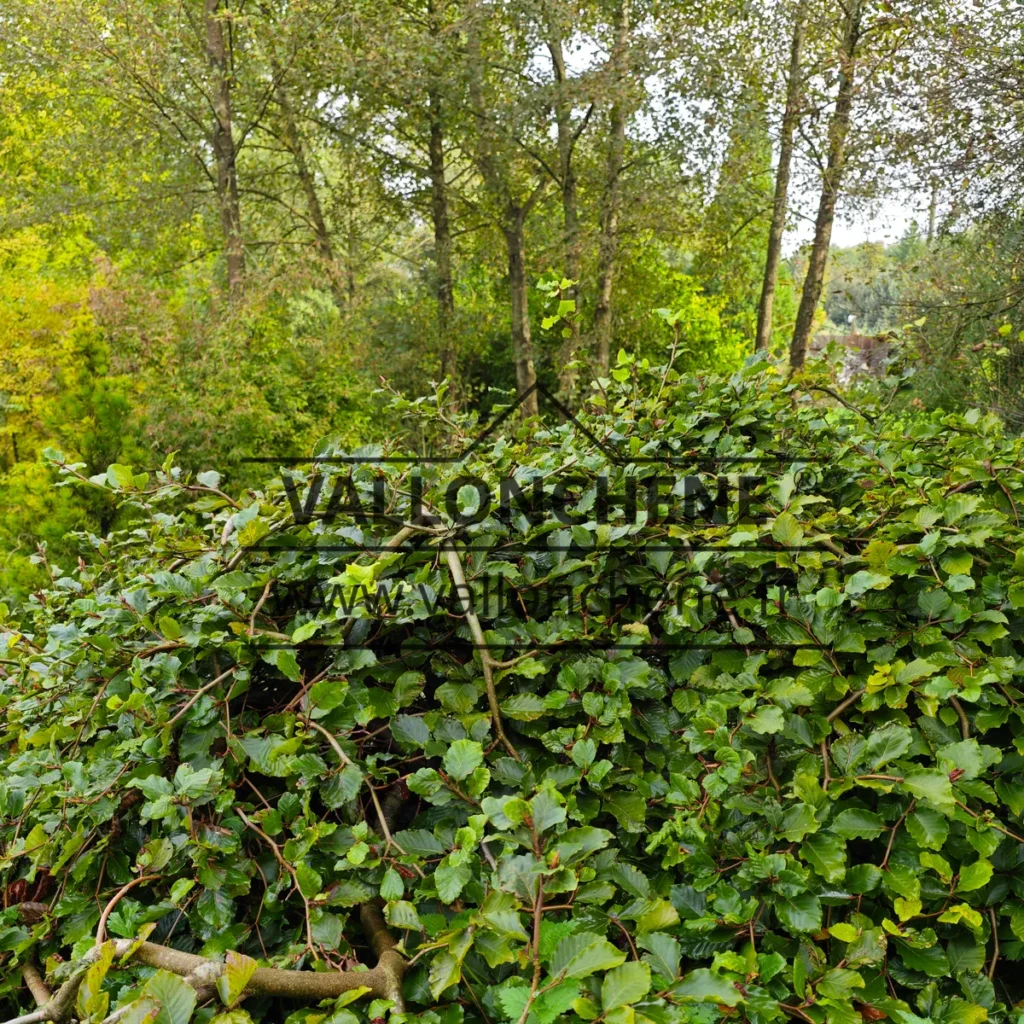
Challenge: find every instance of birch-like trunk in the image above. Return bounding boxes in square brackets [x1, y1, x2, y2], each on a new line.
[789, 0, 862, 370]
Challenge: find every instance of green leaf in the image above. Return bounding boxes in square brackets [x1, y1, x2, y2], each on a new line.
[534, 979, 580, 1024]
[295, 861, 322, 898]
[216, 951, 257, 1007]
[801, 833, 847, 883]
[531, 788, 567, 832]
[139, 970, 198, 1024]
[1011, 905, 1024, 942]
[603, 791, 646, 833]
[816, 968, 865, 1000]
[772, 511, 804, 546]
[429, 952, 461, 999]
[830, 808, 885, 839]
[906, 807, 949, 851]
[774, 893, 822, 933]
[572, 739, 597, 769]
[675, 969, 743, 1006]
[261, 648, 302, 682]
[386, 900, 424, 931]
[829, 923, 860, 943]
[864, 724, 912, 769]
[107, 463, 136, 489]
[551, 932, 627, 979]
[601, 962, 651, 1010]
[392, 828, 445, 856]
[845, 570, 891, 596]
[748, 705, 784, 734]
[291, 619, 321, 643]
[638, 932, 680, 981]
[444, 739, 484, 780]
[957, 859, 993, 892]
[321, 763, 364, 809]
[380, 867, 405, 901]
[902, 769, 955, 813]
[610, 863, 650, 899]
[894, 940, 949, 977]
[436, 858, 472, 903]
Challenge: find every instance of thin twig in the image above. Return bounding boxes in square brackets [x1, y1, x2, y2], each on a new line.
[249, 579, 273, 635]
[988, 906, 1000, 981]
[827, 687, 866, 722]
[955, 800, 1024, 844]
[236, 808, 317, 955]
[949, 695, 971, 739]
[442, 540, 520, 760]
[304, 721, 420, 873]
[96, 875, 160, 945]
[802, 385, 877, 424]
[165, 666, 236, 729]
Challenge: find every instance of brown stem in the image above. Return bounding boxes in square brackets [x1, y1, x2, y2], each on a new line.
[949, 695, 970, 739]
[801, 385, 877, 425]
[988, 906, 1000, 981]
[827, 687, 866, 722]
[249, 580, 273, 636]
[235, 808, 316, 954]
[20, 963, 50, 1008]
[95, 875, 160, 946]
[304, 721, 421, 876]
[166, 666, 236, 729]
[789, 0, 862, 369]
[881, 801, 915, 870]
[442, 541, 520, 760]
[755, 0, 806, 351]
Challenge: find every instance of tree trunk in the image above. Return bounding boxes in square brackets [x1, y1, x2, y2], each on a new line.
[427, 0, 456, 388]
[789, 0, 862, 370]
[504, 213, 540, 415]
[205, 0, 244, 292]
[466, 9, 539, 416]
[755, 0, 806, 352]
[593, 0, 630, 375]
[273, 75, 345, 307]
[428, 88, 457, 385]
[548, 34, 582, 394]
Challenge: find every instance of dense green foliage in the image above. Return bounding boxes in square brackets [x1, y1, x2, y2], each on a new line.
[4, 360, 1024, 1024]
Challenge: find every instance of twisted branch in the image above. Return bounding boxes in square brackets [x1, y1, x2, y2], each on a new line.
[8, 901, 405, 1024]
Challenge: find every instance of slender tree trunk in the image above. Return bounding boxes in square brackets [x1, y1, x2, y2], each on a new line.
[346, 211, 357, 305]
[466, 9, 539, 415]
[504, 212, 539, 409]
[789, 0, 862, 370]
[205, 0, 244, 292]
[273, 76, 345, 306]
[428, 88, 457, 384]
[755, 0, 806, 352]
[427, 0, 456, 387]
[927, 183, 937, 244]
[548, 37, 581, 288]
[548, 34, 582, 394]
[593, 0, 630, 375]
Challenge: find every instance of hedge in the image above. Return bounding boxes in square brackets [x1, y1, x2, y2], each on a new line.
[3, 355, 1024, 1024]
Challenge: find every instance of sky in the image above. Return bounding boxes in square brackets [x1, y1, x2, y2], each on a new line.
[784, 192, 926, 255]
